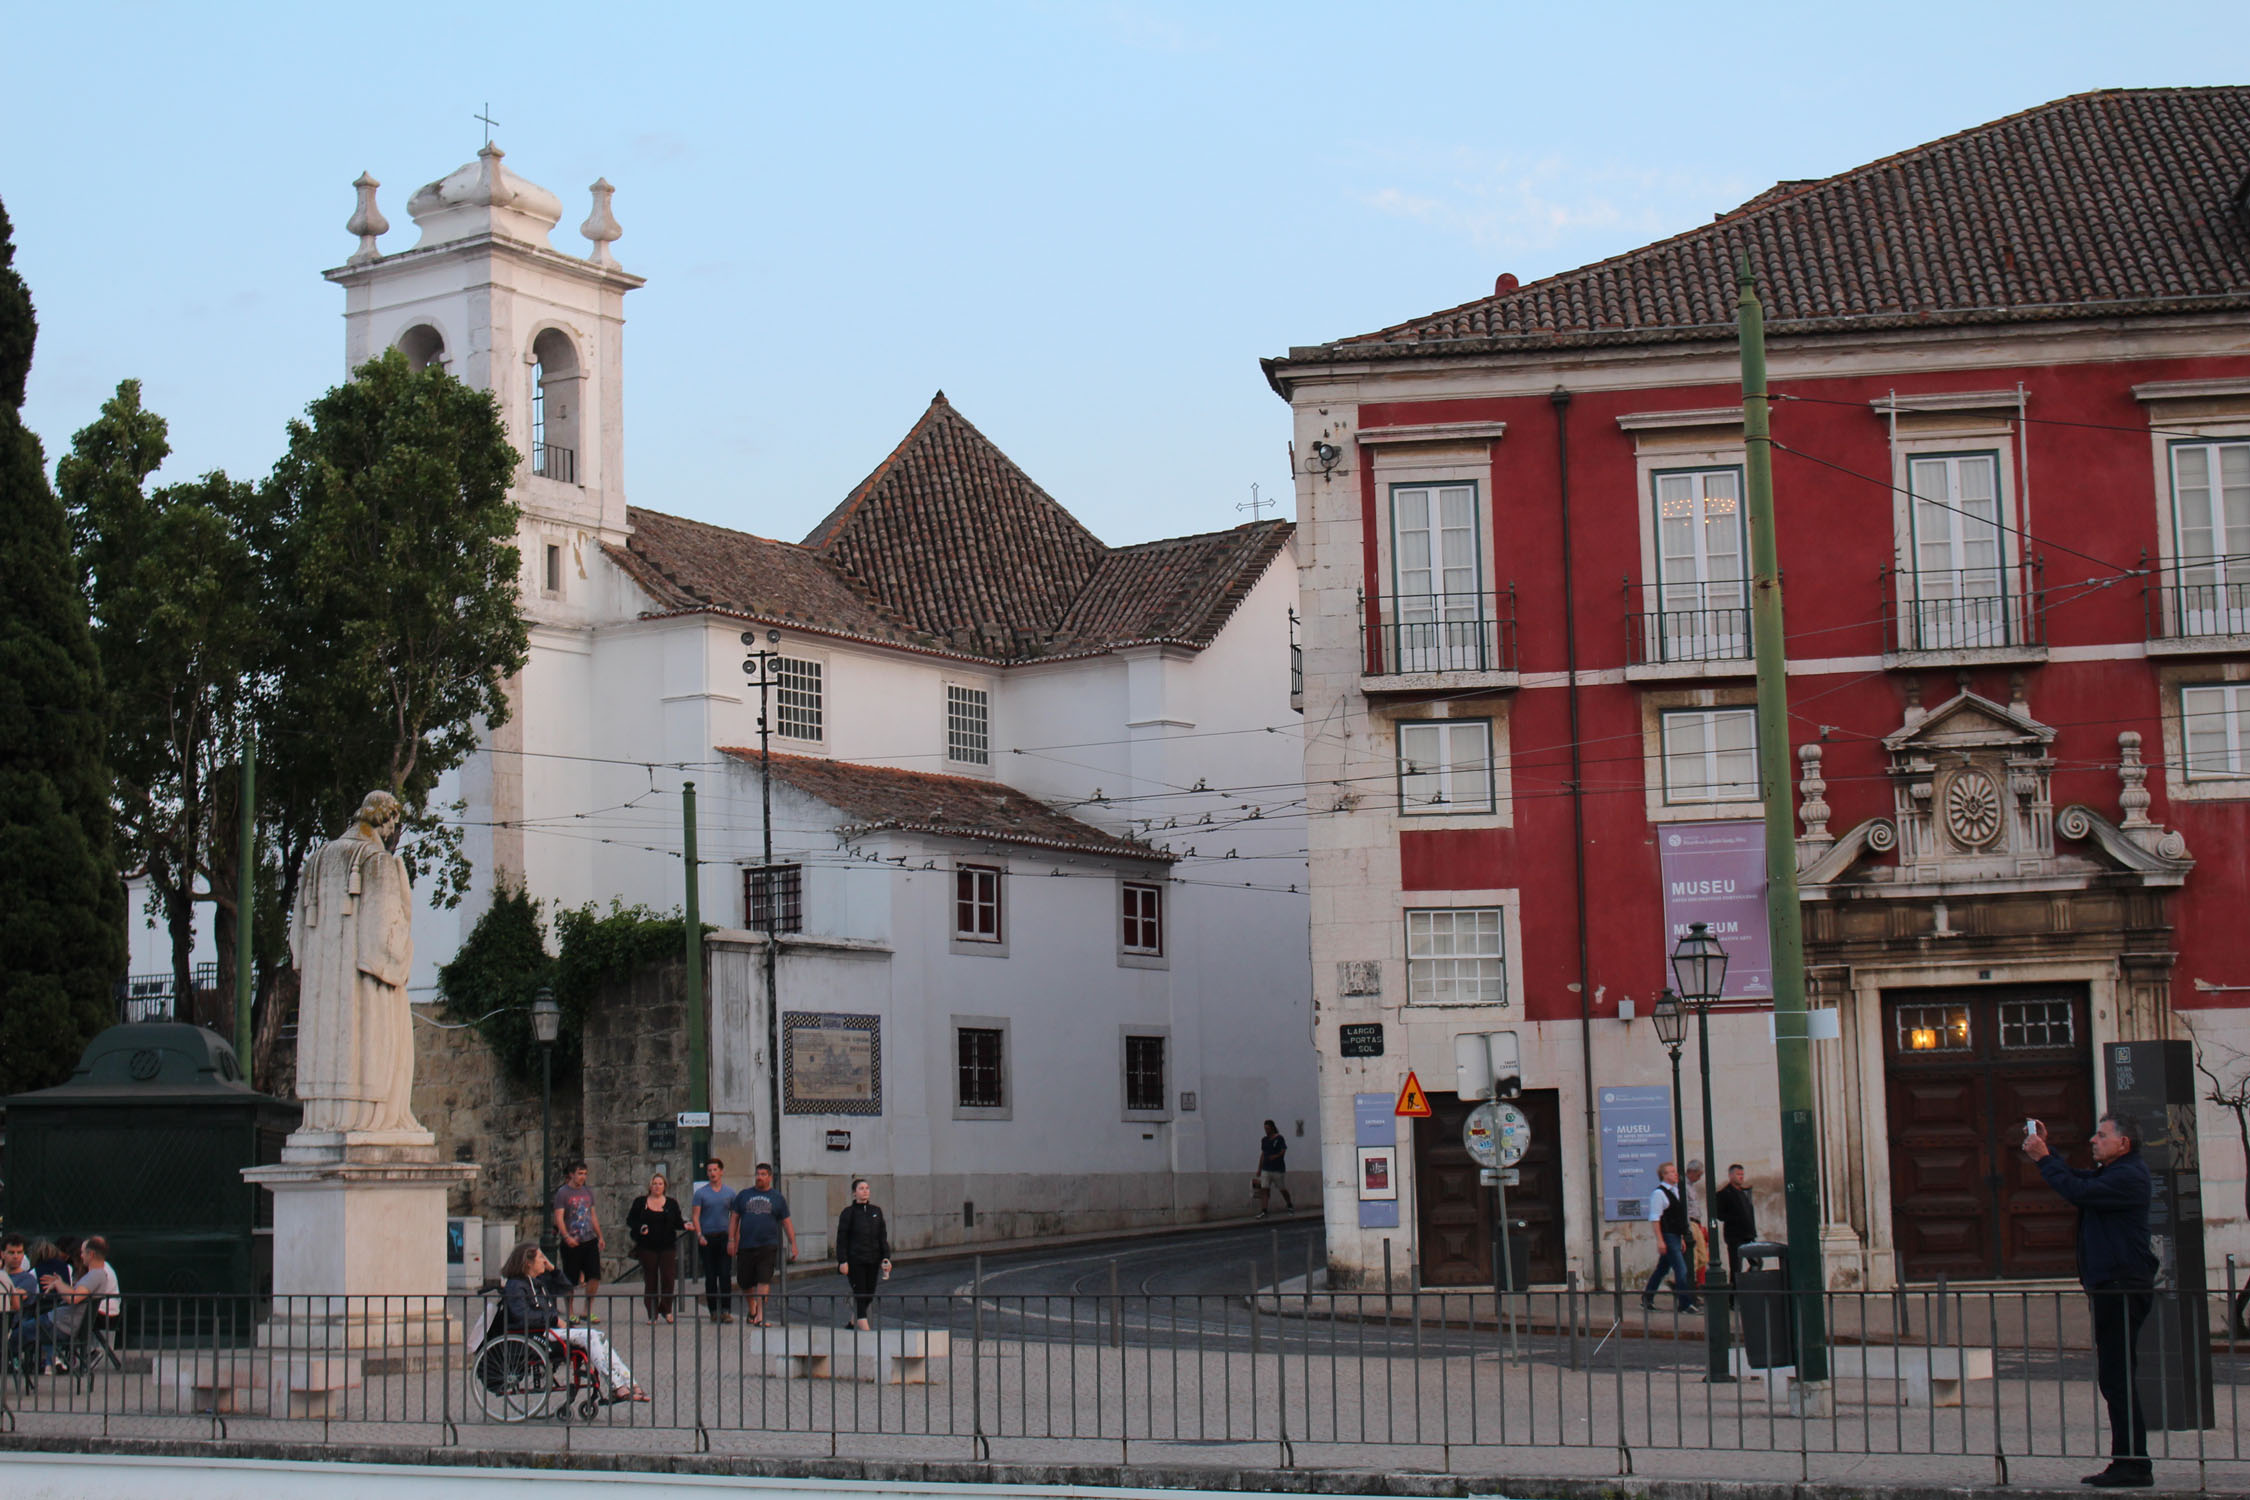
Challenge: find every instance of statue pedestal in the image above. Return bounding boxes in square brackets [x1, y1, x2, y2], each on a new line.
[245, 1136, 478, 1372]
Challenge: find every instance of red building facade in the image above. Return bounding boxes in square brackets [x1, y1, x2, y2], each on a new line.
[1270, 88, 2250, 1288]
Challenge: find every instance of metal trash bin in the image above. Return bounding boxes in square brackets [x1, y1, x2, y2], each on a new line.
[1735, 1240, 1795, 1370]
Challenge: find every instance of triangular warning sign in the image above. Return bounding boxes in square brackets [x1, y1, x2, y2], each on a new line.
[1394, 1070, 1433, 1118]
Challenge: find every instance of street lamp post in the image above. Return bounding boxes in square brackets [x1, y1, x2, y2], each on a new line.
[1671, 920, 1733, 1382]
[533, 987, 561, 1253]
[1649, 989, 1688, 1313]
[740, 631, 787, 1187]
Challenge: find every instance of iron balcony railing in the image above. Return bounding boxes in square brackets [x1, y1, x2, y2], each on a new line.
[1360, 588, 1518, 677]
[532, 442, 577, 485]
[1883, 565, 2045, 654]
[2149, 554, 2250, 641]
[1627, 580, 1753, 666]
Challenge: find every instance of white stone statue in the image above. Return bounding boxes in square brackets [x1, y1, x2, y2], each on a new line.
[291, 790, 424, 1140]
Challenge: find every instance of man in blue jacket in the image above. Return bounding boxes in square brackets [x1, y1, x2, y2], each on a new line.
[2024, 1112, 2161, 1488]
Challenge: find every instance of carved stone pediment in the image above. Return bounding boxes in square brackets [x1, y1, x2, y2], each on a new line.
[1797, 690, 2191, 893]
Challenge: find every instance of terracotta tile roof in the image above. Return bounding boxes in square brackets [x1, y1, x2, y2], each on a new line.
[614, 395, 1293, 663]
[604, 507, 930, 649]
[716, 749, 1172, 862]
[1275, 87, 2250, 370]
[804, 393, 1110, 656]
[1052, 521, 1294, 654]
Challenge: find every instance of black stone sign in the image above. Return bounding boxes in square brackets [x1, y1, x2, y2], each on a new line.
[1339, 1023, 1385, 1058]
[646, 1120, 678, 1154]
[2105, 1040, 2213, 1430]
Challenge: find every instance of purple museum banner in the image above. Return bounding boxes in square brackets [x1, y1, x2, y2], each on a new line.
[1657, 820, 1773, 1004]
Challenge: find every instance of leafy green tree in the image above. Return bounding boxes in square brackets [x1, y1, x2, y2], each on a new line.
[251, 349, 528, 1047]
[0, 198, 126, 1092]
[60, 383, 265, 1013]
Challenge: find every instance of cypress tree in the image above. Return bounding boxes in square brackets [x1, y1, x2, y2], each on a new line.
[0, 197, 125, 1094]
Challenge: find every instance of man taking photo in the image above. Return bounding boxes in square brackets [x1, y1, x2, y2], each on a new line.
[2024, 1113, 2159, 1488]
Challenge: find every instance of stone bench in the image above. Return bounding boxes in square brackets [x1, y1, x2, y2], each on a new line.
[161, 1355, 261, 1414]
[268, 1355, 362, 1418]
[1830, 1345, 1994, 1407]
[744, 1325, 949, 1383]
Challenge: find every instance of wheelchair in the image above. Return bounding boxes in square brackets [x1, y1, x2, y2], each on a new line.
[470, 1328, 604, 1422]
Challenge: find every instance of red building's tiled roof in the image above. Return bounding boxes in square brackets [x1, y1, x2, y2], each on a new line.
[611, 394, 1291, 663]
[715, 749, 1172, 862]
[1275, 87, 2250, 370]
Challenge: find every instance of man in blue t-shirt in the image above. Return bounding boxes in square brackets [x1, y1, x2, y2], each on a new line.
[2, 1235, 37, 1323]
[726, 1163, 797, 1327]
[690, 1159, 737, 1321]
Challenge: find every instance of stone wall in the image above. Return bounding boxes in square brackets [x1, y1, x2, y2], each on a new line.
[410, 1010, 582, 1244]
[580, 957, 695, 1225]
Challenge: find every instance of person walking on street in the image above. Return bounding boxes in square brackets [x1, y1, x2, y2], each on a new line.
[691, 1160, 735, 1322]
[2025, 1113, 2161, 1488]
[626, 1171, 687, 1321]
[1714, 1164, 1759, 1284]
[1639, 1162, 1698, 1314]
[728, 1163, 796, 1328]
[1254, 1120, 1293, 1217]
[551, 1160, 606, 1324]
[834, 1178, 892, 1331]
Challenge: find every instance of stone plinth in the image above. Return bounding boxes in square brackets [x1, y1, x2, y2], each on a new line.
[244, 1136, 477, 1369]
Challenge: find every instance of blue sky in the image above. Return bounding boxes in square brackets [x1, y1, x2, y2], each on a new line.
[5, 3, 2247, 548]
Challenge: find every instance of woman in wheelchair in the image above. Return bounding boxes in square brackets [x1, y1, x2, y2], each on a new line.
[494, 1242, 647, 1403]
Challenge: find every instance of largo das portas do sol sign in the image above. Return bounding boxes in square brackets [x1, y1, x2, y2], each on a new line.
[1657, 819, 1773, 1003]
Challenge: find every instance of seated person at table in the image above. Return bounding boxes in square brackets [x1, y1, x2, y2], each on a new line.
[7, 1236, 118, 1372]
[494, 1242, 646, 1403]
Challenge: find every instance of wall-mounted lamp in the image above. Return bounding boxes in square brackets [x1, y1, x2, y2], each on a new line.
[1308, 440, 1342, 474]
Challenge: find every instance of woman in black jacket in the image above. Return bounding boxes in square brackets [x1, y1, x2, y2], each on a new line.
[495, 1242, 646, 1401]
[833, 1179, 891, 1330]
[625, 1172, 687, 1322]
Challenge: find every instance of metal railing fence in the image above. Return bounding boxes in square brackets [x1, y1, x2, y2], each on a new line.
[5, 1278, 2249, 1485]
[2148, 554, 2250, 640]
[1359, 589, 1519, 677]
[1883, 565, 2045, 654]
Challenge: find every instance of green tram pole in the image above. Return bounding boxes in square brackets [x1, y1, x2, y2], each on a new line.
[234, 736, 256, 1080]
[683, 782, 710, 1173]
[1739, 260, 1829, 1400]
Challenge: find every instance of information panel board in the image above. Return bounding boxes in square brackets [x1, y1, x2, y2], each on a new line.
[1598, 1084, 1674, 1222]
[1354, 1091, 1400, 1229]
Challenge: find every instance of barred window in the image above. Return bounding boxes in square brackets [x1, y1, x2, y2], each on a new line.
[947, 684, 990, 766]
[1405, 908, 1507, 1006]
[774, 657, 823, 742]
[955, 864, 1002, 942]
[957, 1027, 1004, 1108]
[1122, 882, 1163, 955]
[2000, 998, 2075, 1049]
[744, 863, 803, 934]
[1124, 1034, 1166, 1113]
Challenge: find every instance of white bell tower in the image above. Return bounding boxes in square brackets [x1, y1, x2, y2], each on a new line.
[323, 144, 644, 915]
[324, 143, 643, 632]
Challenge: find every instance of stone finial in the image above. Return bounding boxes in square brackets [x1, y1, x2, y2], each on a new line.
[1797, 741, 1832, 846]
[475, 142, 518, 208]
[581, 177, 623, 267]
[2118, 730, 2155, 832]
[345, 172, 389, 266]
[1901, 676, 1925, 729]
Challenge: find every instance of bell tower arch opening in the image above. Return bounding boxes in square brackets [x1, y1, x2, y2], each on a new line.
[396, 323, 447, 373]
[529, 328, 582, 486]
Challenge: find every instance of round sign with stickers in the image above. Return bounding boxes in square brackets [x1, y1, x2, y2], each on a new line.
[1463, 1100, 1532, 1168]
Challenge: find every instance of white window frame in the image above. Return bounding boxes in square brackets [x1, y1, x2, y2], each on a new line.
[2157, 663, 2250, 804]
[1903, 449, 2012, 649]
[2166, 438, 2250, 636]
[1387, 480, 1490, 672]
[951, 861, 1006, 955]
[1397, 718, 1495, 815]
[773, 656, 824, 744]
[2181, 682, 2250, 780]
[1119, 879, 1166, 968]
[1404, 906, 1510, 1008]
[1649, 465, 1748, 660]
[1120, 1027, 1171, 1121]
[946, 682, 991, 767]
[951, 1014, 1011, 1120]
[1659, 707, 1759, 807]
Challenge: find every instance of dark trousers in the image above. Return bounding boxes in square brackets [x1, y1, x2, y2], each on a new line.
[1643, 1231, 1692, 1307]
[2092, 1284, 2154, 1462]
[636, 1246, 678, 1317]
[698, 1233, 733, 1315]
[846, 1261, 881, 1321]
[1724, 1236, 1748, 1285]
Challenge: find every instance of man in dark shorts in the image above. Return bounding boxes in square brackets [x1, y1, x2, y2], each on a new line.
[727, 1162, 795, 1327]
[1254, 1120, 1293, 1217]
[551, 1160, 606, 1324]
